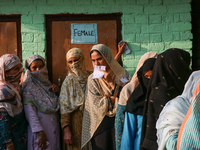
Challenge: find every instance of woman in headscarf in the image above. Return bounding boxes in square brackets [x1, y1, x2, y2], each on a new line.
[176, 76, 200, 150]
[0, 54, 27, 150]
[140, 48, 192, 150]
[115, 52, 157, 150]
[59, 48, 91, 150]
[156, 70, 200, 150]
[81, 44, 131, 150]
[120, 58, 156, 150]
[22, 55, 60, 150]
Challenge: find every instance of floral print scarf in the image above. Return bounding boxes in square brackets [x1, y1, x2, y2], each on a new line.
[22, 55, 59, 114]
[0, 54, 22, 117]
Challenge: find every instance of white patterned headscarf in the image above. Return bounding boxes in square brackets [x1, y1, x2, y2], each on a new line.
[0, 54, 23, 117]
[22, 55, 59, 113]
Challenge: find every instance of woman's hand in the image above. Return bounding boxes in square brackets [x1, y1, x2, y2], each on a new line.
[6, 142, 15, 150]
[118, 42, 126, 54]
[114, 42, 127, 62]
[99, 70, 115, 89]
[37, 130, 48, 149]
[51, 84, 59, 93]
[63, 126, 73, 145]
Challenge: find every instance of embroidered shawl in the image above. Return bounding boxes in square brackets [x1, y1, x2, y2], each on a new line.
[0, 54, 22, 117]
[22, 55, 59, 114]
[140, 48, 192, 150]
[81, 44, 131, 148]
[59, 48, 91, 114]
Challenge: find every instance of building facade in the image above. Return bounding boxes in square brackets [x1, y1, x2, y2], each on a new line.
[0, 0, 193, 82]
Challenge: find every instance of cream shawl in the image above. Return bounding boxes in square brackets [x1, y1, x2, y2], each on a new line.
[59, 48, 91, 114]
[118, 52, 158, 106]
[81, 44, 131, 148]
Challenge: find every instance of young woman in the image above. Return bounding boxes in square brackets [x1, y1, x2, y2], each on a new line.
[0, 54, 27, 150]
[115, 52, 157, 150]
[120, 58, 156, 150]
[140, 48, 192, 150]
[22, 55, 60, 150]
[59, 48, 91, 150]
[81, 44, 131, 150]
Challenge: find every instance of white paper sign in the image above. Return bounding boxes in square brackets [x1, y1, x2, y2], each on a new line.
[71, 23, 98, 44]
[92, 65, 106, 79]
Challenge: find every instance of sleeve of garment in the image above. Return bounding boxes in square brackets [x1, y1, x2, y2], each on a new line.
[165, 132, 178, 150]
[61, 113, 71, 129]
[115, 104, 126, 150]
[0, 112, 12, 144]
[24, 104, 43, 133]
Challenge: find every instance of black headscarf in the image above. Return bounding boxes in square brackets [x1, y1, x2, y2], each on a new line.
[140, 48, 192, 150]
[125, 58, 156, 116]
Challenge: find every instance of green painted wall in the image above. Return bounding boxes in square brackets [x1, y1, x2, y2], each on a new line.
[0, 0, 192, 76]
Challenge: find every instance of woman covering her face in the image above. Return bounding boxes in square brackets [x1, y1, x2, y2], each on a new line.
[0, 54, 27, 150]
[120, 58, 156, 150]
[115, 52, 157, 150]
[81, 44, 131, 150]
[140, 48, 192, 150]
[22, 55, 60, 150]
[59, 48, 91, 150]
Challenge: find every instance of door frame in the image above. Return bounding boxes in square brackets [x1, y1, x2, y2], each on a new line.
[0, 15, 22, 61]
[191, 0, 200, 70]
[45, 13, 122, 82]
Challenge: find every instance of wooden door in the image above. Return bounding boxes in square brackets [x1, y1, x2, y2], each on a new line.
[46, 14, 122, 85]
[0, 16, 21, 60]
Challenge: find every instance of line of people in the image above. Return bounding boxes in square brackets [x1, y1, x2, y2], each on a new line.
[0, 43, 199, 150]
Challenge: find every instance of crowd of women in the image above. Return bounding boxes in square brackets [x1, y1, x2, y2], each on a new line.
[0, 43, 200, 150]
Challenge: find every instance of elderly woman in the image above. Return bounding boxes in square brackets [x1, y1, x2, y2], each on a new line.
[140, 48, 192, 150]
[0, 54, 27, 150]
[22, 55, 60, 150]
[81, 44, 131, 150]
[59, 48, 91, 150]
[115, 52, 157, 150]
